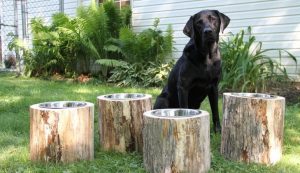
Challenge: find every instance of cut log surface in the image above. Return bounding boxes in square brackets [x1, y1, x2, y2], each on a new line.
[97, 93, 152, 153]
[221, 93, 285, 164]
[143, 109, 210, 173]
[30, 101, 94, 163]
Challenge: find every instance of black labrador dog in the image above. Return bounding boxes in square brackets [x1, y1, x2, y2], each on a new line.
[154, 10, 230, 133]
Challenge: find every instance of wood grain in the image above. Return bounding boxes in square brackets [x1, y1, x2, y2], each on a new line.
[30, 102, 94, 163]
[143, 109, 210, 173]
[97, 94, 152, 153]
[221, 93, 285, 164]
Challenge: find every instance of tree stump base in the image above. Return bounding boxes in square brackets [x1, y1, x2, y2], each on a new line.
[221, 93, 285, 164]
[97, 93, 152, 153]
[143, 109, 210, 173]
[30, 101, 94, 163]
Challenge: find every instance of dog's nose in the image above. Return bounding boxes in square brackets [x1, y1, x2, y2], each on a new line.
[204, 28, 212, 34]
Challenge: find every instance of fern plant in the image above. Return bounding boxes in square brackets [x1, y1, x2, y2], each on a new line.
[77, 1, 108, 60]
[30, 17, 65, 75]
[103, 0, 121, 38]
[220, 27, 297, 92]
[105, 19, 174, 64]
[120, 5, 132, 27]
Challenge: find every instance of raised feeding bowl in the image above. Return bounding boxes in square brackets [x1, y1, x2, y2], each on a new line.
[221, 93, 285, 165]
[97, 93, 152, 153]
[30, 101, 94, 163]
[103, 93, 146, 99]
[143, 109, 210, 173]
[38, 101, 87, 109]
[151, 109, 201, 117]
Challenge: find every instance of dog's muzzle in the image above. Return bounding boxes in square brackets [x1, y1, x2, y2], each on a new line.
[203, 27, 216, 43]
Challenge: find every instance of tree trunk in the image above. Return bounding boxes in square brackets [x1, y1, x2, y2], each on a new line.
[143, 109, 210, 173]
[97, 93, 152, 153]
[30, 101, 94, 163]
[221, 93, 285, 165]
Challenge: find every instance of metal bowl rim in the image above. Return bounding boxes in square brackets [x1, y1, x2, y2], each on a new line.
[37, 101, 89, 109]
[225, 92, 277, 99]
[98, 93, 152, 100]
[144, 109, 208, 119]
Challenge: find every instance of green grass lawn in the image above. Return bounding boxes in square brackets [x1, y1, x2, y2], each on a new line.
[0, 72, 299, 173]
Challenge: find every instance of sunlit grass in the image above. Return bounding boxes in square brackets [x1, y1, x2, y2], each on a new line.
[0, 72, 299, 172]
[0, 96, 23, 104]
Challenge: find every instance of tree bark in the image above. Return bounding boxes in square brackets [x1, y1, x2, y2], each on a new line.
[97, 94, 152, 153]
[221, 93, 285, 164]
[143, 109, 210, 173]
[30, 102, 94, 163]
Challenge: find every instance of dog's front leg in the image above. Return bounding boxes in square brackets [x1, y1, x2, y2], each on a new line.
[177, 84, 189, 108]
[208, 85, 221, 133]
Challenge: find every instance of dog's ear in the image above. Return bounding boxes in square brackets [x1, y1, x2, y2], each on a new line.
[183, 15, 194, 38]
[215, 10, 230, 33]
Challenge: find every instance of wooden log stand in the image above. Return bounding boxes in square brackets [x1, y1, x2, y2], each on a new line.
[97, 93, 152, 153]
[30, 101, 94, 163]
[143, 109, 210, 173]
[221, 93, 285, 164]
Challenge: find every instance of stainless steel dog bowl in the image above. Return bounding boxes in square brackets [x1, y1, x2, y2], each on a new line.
[98, 93, 151, 101]
[38, 101, 87, 109]
[104, 93, 146, 99]
[151, 109, 201, 117]
[230, 93, 276, 99]
[144, 109, 208, 119]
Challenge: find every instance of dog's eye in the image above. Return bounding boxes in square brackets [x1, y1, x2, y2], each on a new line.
[197, 20, 203, 24]
[208, 15, 216, 21]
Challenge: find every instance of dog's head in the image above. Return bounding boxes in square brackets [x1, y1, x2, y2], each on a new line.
[183, 10, 230, 47]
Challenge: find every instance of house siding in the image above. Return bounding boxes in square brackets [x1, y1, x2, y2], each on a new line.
[132, 0, 300, 79]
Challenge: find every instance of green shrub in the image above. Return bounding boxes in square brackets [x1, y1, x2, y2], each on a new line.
[26, 2, 113, 76]
[28, 15, 83, 75]
[99, 18, 174, 85]
[103, 0, 121, 38]
[105, 19, 174, 64]
[108, 60, 175, 87]
[120, 5, 132, 27]
[23, 1, 172, 81]
[220, 27, 297, 92]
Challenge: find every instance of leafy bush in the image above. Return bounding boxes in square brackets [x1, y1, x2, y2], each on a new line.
[120, 5, 132, 27]
[108, 60, 175, 87]
[28, 15, 85, 76]
[103, 1, 121, 38]
[22, 1, 173, 83]
[105, 19, 174, 64]
[220, 27, 297, 92]
[97, 18, 174, 85]
[25, 1, 127, 76]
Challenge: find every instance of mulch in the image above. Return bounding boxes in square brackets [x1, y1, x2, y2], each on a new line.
[266, 82, 300, 105]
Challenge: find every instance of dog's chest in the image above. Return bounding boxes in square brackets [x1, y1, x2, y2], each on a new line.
[205, 58, 221, 77]
[193, 58, 221, 84]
